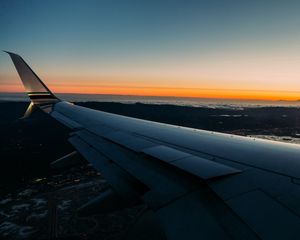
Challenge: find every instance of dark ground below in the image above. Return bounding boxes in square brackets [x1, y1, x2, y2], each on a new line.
[1, 101, 300, 239]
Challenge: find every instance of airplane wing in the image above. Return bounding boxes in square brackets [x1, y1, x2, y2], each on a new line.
[6, 52, 300, 240]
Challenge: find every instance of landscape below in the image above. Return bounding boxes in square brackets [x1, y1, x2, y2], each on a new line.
[1, 101, 300, 239]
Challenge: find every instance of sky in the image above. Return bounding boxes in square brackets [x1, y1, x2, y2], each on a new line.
[1, 0, 300, 100]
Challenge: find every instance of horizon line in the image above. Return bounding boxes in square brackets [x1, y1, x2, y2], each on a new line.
[1, 91, 300, 102]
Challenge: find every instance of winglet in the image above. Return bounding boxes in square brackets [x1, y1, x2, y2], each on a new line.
[5, 51, 59, 105]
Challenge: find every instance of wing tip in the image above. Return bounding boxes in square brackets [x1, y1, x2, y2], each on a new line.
[5, 50, 59, 104]
[3, 50, 16, 55]
[3, 51, 23, 60]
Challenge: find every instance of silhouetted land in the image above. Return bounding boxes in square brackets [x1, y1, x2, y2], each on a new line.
[78, 101, 300, 135]
[0, 102, 73, 193]
[1, 101, 300, 239]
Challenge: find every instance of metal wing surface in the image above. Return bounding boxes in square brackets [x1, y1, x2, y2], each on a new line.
[6, 51, 300, 240]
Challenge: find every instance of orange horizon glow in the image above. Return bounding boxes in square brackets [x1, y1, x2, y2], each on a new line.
[2, 83, 300, 101]
[2, 59, 300, 101]
[2, 2, 300, 104]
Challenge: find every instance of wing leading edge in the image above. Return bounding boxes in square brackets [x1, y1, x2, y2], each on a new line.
[6, 51, 300, 240]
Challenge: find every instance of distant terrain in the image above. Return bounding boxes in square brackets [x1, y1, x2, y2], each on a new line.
[1, 101, 300, 239]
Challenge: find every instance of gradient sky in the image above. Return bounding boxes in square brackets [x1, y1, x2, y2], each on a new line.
[1, 0, 300, 100]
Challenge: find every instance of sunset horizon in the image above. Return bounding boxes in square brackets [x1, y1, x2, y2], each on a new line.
[1, 1, 300, 102]
[2, 86, 300, 102]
